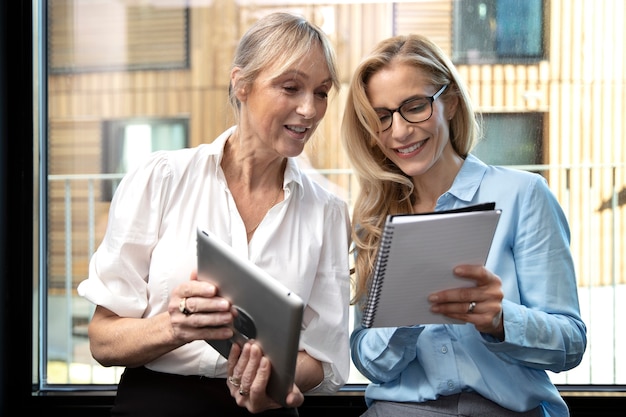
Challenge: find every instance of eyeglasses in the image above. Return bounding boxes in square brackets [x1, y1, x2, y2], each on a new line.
[375, 85, 448, 132]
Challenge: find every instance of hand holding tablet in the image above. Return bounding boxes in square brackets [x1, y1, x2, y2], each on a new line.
[196, 228, 304, 407]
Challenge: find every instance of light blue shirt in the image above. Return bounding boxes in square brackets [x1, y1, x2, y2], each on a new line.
[350, 154, 587, 417]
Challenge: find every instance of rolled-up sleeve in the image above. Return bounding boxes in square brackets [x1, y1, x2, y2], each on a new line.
[77, 153, 172, 318]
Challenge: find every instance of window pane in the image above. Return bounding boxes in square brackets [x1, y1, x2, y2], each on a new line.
[39, 0, 625, 392]
[495, 0, 543, 57]
[452, 0, 545, 63]
[101, 119, 188, 199]
[48, 0, 189, 72]
[472, 113, 544, 166]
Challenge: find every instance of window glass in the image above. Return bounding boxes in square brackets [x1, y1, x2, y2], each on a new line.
[452, 0, 544, 63]
[48, 0, 189, 72]
[472, 113, 544, 166]
[101, 119, 188, 199]
[37, 0, 625, 391]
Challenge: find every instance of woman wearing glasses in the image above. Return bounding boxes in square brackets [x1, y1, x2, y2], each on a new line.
[342, 34, 587, 416]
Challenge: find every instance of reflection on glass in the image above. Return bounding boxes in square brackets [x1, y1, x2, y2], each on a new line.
[41, 0, 625, 388]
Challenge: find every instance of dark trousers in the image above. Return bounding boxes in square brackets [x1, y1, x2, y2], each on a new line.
[111, 366, 299, 417]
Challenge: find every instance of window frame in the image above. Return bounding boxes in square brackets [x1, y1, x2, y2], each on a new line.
[2, 0, 626, 415]
[1, 1, 36, 413]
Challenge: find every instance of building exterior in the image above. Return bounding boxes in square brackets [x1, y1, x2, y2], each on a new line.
[43, 0, 624, 385]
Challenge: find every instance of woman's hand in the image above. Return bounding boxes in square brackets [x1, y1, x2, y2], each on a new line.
[226, 342, 304, 413]
[428, 264, 505, 340]
[88, 269, 236, 368]
[167, 269, 235, 344]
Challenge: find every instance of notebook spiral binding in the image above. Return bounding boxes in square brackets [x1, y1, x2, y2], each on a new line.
[362, 223, 395, 328]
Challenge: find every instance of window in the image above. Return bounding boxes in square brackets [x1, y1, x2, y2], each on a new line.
[2, 1, 625, 413]
[472, 113, 544, 166]
[101, 118, 188, 200]
[452, 0, 545, 64]
[48, 0, 189, 72]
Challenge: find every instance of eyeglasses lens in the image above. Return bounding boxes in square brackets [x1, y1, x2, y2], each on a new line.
[378, 98, 432, 131]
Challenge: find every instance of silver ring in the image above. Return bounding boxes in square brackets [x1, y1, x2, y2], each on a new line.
[228, 375, 241, 387]
[467, 301, 477, 313]
[179, 297, 191, 315]
[239, 388, 249, 396]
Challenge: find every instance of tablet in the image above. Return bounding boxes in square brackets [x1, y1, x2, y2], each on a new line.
[196, 228, 304, 407]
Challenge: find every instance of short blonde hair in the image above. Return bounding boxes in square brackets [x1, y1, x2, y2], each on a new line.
[228, 12, 339, 121]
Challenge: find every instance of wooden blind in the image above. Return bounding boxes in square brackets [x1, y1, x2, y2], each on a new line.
[48, 0, 188, 72]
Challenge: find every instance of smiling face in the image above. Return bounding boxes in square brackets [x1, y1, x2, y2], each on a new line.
[366, 61, 458, 179]
[234, 44, 333, 158]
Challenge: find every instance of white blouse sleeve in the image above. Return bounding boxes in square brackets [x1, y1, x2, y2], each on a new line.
[299, 196, 352, 393]
[77, 152, 173, 318]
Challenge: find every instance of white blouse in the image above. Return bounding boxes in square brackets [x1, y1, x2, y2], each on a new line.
[77, 127, 352, 393]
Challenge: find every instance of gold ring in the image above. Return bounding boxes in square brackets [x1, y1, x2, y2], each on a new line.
[467, 301, 476, 313]
[179, 297, 191, 315]
[239, 388, 249, 396]
[228, 375, 241, 387]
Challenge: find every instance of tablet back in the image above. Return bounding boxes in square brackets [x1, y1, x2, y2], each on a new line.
[196, 228, 304, 407]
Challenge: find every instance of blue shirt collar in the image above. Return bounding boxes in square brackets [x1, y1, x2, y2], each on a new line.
[438, 154, 488, 206]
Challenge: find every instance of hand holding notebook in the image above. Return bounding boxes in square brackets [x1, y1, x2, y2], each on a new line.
[362, 203, 501, 328]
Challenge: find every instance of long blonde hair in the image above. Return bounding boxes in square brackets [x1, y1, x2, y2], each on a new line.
[341, 34, 480, 306]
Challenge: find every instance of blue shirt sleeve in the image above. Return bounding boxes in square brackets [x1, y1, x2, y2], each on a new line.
[485, 173, 587, 371]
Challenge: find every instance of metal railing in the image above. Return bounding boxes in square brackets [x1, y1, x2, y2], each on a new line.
[44, 162, 625, 386]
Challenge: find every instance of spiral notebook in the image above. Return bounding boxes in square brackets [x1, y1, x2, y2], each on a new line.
[362, 203, 501, 328]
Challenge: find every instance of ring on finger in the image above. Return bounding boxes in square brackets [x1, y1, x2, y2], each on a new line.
[239, 388, 249, 396]
[467, 301, 477, 313]
[179, 297, 191, 315]
[228, 375, 241, 387]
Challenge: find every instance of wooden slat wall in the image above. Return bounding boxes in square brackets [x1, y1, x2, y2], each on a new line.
[48, 120, 107, 287]
[547, 0, 625, 287]
[394, 1, 452, 51]
[47, 0, 624, 289]
[310, 2, 393, 194]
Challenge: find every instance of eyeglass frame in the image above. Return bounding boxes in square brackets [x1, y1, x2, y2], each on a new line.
[375, 84, 448, 132]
